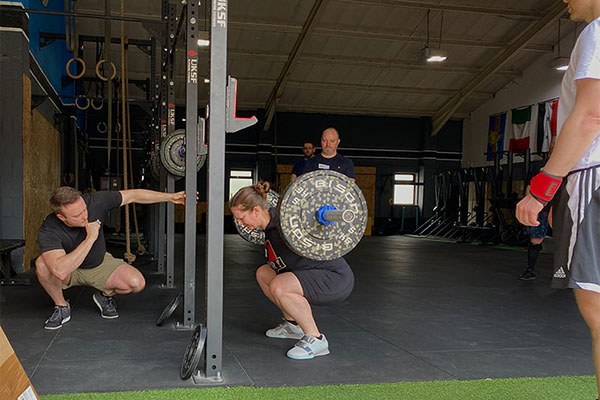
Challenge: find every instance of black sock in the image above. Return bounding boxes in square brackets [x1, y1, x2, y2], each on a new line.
[285, 319, 298, 326]
[316, 334, 323, 340]
[527, 243, 543, 270]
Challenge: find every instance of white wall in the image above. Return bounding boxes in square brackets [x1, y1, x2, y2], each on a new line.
[462, 51, 564, 167]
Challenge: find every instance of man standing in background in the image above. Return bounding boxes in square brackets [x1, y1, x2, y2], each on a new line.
[291, 141, 315, 181]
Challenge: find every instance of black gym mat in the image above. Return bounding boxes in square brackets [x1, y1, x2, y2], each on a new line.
[0, 235, 592, 395]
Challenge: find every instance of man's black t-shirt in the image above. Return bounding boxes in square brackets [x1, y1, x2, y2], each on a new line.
[292, 158, 309, 177]
[302, 153, 355, 178]
[37, 191, 122, 269]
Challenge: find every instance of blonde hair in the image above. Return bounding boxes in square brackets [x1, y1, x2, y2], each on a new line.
[229, 181, 270, 211]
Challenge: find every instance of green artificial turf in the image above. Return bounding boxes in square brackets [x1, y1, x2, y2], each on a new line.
[42, 375, 597, 400]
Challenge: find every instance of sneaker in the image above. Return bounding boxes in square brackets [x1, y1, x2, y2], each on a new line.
[92, 292, 119, 319]
[519, 268, 536, 281]
[265, 319, 304, 339]
[44, 304, 71, 330]
[287, 334, 330, 360]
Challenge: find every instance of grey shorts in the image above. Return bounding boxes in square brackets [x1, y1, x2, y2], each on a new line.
[293, 262, 354, 306]
[552, 166, 600, 292]
[64, 252, 123, 292]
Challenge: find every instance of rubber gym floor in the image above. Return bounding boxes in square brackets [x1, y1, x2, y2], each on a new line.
[0, 234, 592, 395]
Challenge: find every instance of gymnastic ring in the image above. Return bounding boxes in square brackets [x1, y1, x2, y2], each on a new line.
[90, 97, 104, 110]
[95, 59, 117, 81]
[97, 121, 108, 134]
[75, 95, 90, 110]
[65, 57, 86, 80]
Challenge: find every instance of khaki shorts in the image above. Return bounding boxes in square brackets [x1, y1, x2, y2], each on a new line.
[64, 252, 123, 292]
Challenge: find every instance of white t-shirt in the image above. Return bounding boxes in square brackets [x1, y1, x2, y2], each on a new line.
[557, 16, 600, 170]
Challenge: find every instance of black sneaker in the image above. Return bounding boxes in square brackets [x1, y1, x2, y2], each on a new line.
[92, 292, 119, 319]
[44, 304, 71, 330]
[519, 268, 536, 281]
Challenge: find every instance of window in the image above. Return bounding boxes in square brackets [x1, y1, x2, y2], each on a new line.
[393, 173, 416, 205]
[229, 169, 254, 199]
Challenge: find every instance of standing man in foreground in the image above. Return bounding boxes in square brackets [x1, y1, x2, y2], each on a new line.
[303, 127, 355, 179]
[516, 0, 600, 395]
[291, 141, 315, 181]
[36, 186, 186, 329]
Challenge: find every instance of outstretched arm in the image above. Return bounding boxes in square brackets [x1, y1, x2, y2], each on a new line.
[119, 189, 186, 206]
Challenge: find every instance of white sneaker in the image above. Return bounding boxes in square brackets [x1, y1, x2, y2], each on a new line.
[265, 319, 304, 339]
[286, 334, 330, 360]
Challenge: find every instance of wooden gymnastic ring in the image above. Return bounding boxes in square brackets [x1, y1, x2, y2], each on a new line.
[95, 59, 117, 81]
[90, 97, 104, 110]
[97, 121, 108, 134]
[65, 57, 86, 79]
[75, 95, 90, 110]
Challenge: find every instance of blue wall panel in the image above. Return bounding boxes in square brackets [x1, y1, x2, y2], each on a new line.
[23, 0, 75, 104]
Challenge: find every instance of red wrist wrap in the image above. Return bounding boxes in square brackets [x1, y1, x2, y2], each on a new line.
[529, 171, 562, 205]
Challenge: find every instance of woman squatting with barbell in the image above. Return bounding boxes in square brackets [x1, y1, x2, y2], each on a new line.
[229, 181, 355, 360]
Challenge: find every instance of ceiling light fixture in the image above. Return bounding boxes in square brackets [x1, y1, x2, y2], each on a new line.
[549, 19, 571, 71]
[550, 56, 569, 71]
[422, 47, 448, 63]
[422, 10, 447, 63]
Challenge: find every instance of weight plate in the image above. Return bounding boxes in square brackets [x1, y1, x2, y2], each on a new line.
[149, 149, 161, 181]
[180, 324, 207, 380]
[234, 190, 279, 245]
[278, 170, 367, 261]
[156, 292, 183, 326]
[159, 129, 206, 177]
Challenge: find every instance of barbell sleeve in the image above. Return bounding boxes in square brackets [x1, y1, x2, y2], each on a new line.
[316, 205, 356, 225]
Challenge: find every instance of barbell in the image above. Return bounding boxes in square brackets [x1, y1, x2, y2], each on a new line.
[278, 170, 367, 261]
[235, 170, 367, 261]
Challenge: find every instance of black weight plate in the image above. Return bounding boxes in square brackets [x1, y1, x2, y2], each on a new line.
[180, 324, 207, 380]
[149, 149, 161, 181]
[234, 190, 279, 245]
[278, 170, 368, 261]
[159, 129, 206, 177]
[156, 292, 183, 326]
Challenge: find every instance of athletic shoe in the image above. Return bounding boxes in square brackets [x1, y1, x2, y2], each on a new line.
[519, 268, 536, 281]
[265, 319, 304, 339]
[92, 292, 119, 319]
[287, 334, 330, 360]
[44, 303, 71, 330]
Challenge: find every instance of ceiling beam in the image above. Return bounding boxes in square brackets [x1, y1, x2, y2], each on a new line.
[335, 0, 545, 18]
[312, 28, 553, 52]
[228, 21, 552, 52]
[243, 78, 494, 99]
[431, 2, 567, 136]
[228, 51, 522, 78]
[263, 0, 327, 131]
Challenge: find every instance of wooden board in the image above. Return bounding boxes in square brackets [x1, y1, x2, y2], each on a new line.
[22, 73, 60, 269]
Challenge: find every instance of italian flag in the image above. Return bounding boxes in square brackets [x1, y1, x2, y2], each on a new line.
[509, 106, 533, 152]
